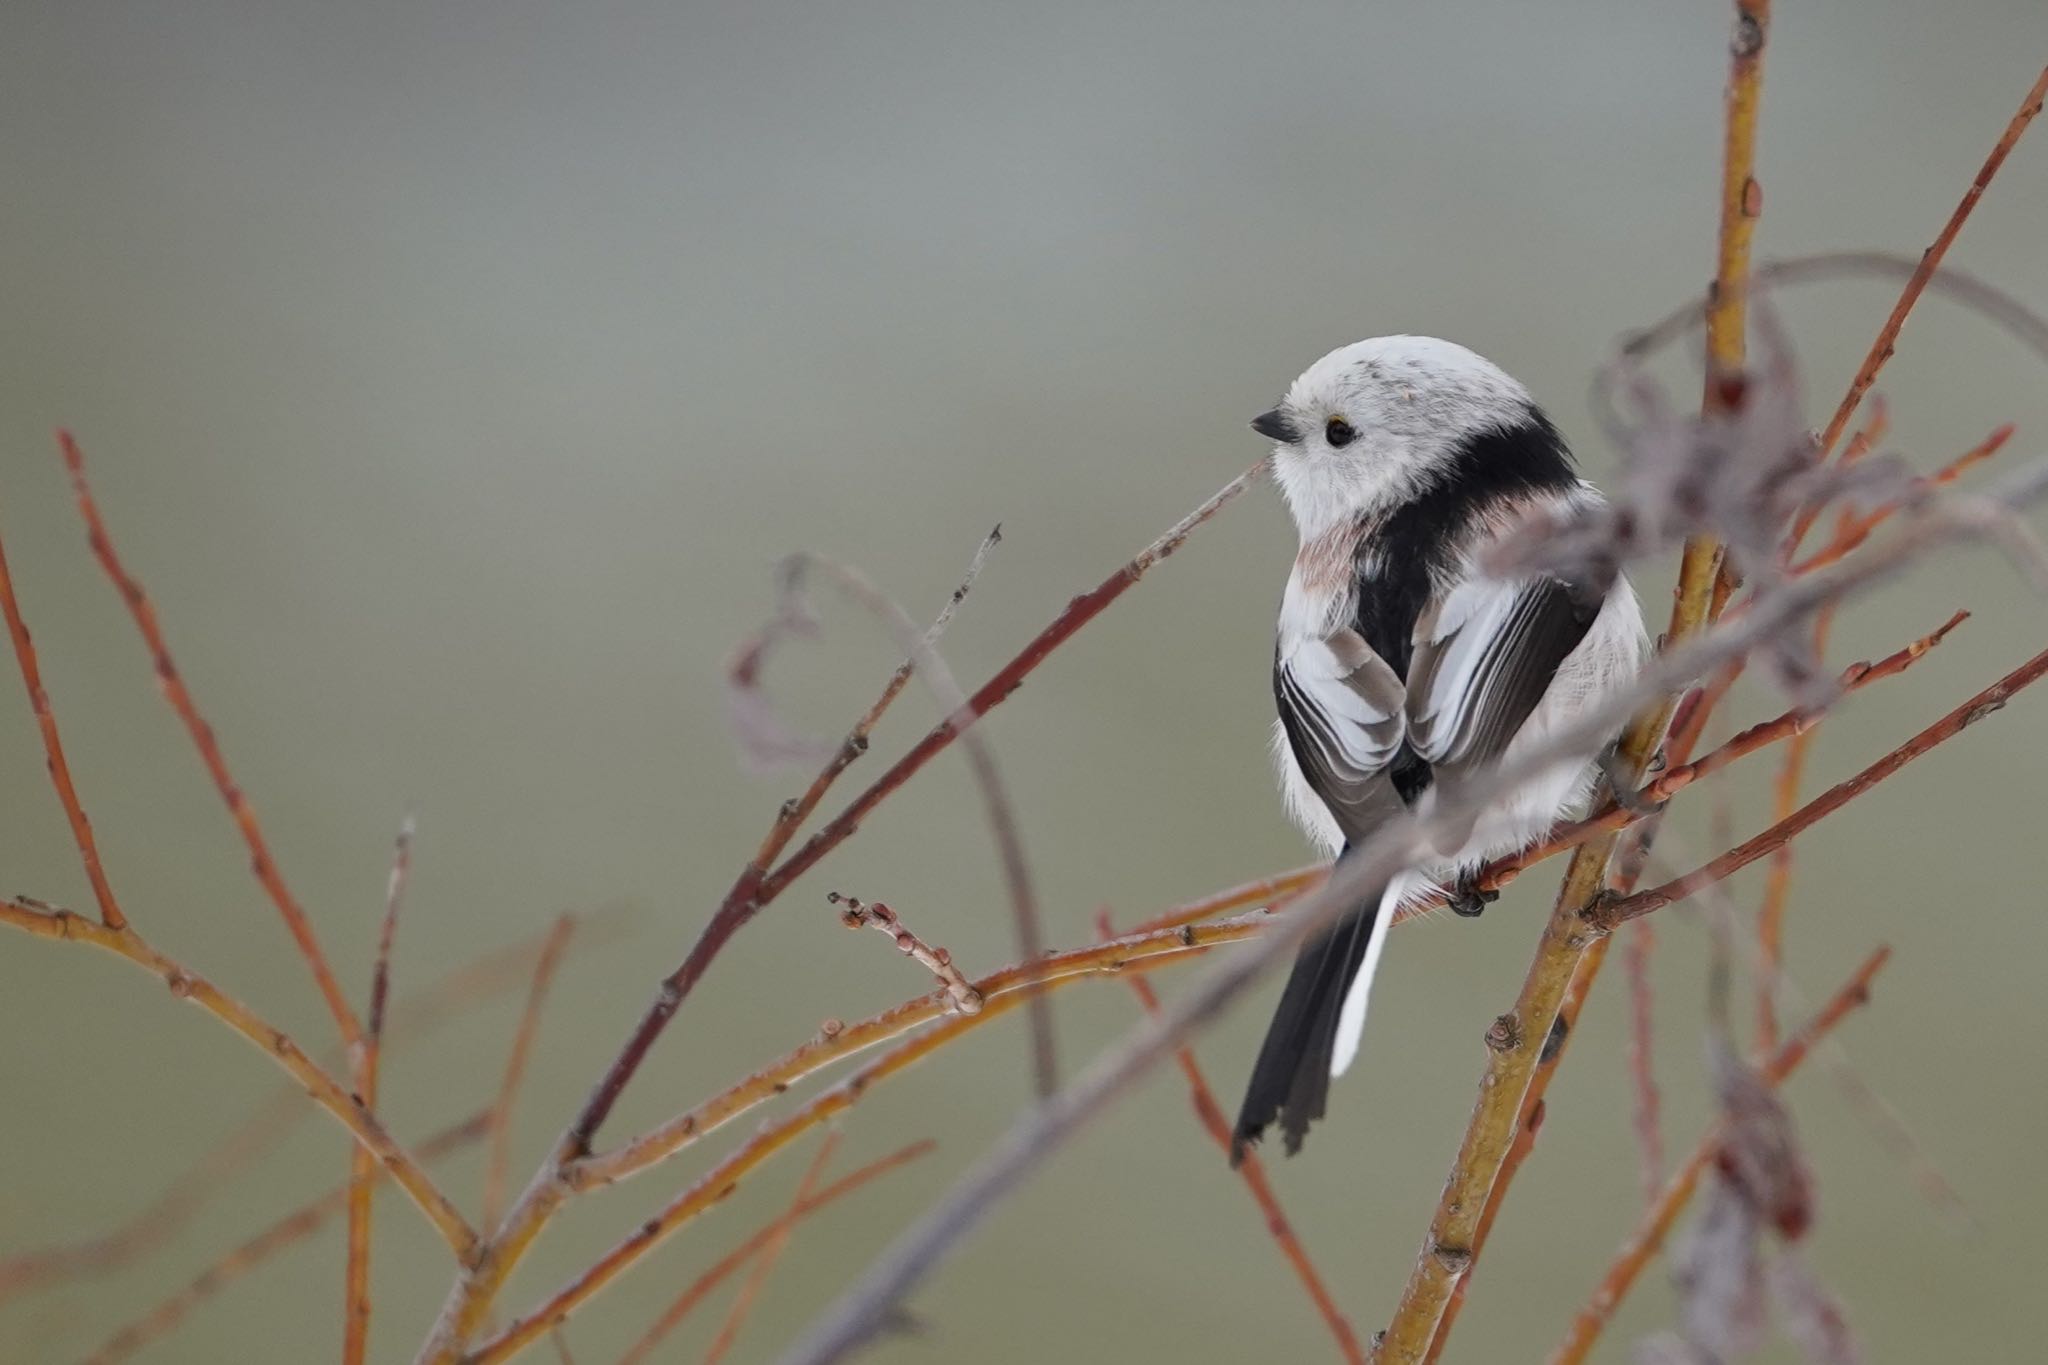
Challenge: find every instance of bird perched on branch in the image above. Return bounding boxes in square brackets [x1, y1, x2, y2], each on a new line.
[1232, 336, 1646, 1161]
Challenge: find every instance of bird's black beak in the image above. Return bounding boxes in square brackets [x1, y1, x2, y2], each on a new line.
[1250, 408, 1298, 443]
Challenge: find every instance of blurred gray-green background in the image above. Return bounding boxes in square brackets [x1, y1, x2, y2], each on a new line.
[4, 3, 2045, 1361]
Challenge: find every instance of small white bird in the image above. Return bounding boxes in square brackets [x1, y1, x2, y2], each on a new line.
[1232, 336, 1646, 1160]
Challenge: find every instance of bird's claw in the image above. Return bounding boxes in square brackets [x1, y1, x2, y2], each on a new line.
[1447, 879, 1499, 919]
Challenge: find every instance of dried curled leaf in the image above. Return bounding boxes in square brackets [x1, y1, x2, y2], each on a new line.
[1770, 1250, 1862, 1365]
[1671, 1174, 1769, 1361]
[1711, 1038, 1815, 1242]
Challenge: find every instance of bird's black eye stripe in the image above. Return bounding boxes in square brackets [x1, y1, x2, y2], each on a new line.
[1325, 417, 1357, 448]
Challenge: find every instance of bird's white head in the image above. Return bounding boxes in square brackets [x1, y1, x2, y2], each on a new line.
[1253, 336, 1541, 538]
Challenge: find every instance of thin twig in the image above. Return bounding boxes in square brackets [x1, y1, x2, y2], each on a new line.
[368, 816, 416, 1047]
[1625, 920, 1664, 1203]
[1812, 62, 2048, 461]
[345, 816, 417, 1365]
[1484, 609, 1966, 891]
[0, 478, 128, 930]
[570, 466, 1256, 1150]
[702, 1130, 845, 1365]
[832, 892, 983, 1014]
[781, 555, 1050, 1086]
[0, 911, 624, 1304]
[59, 432, 364, 1045]
[613, 1141, 936, 1365]
[0, 897, 477, 1257]
[1593, 642, 2048, 929]
[470, 911, 1303, 1362]
[1098, 912, 1365, 1365]
[82, 1110, 490, 1365]
[483, 914, 577, 1236]
[1788, 424, 2016, 579]
[738, 526, 1000, 894]
[1547, 947, 1892, 1365]
[1758, 404, 1893, 1048]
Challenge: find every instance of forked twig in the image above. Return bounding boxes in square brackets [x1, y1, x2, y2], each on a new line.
[1592, 642, 2048, 929]
[831, 893, 983, 1014]
[782, 553, 1050, 1086]
[0, 483, 127, 930]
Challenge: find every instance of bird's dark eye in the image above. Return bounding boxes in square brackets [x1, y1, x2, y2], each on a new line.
[1325, 417, 1357, 448]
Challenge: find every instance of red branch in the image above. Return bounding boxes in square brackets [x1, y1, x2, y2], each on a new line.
[701, 1131, 844, 1365]
[59, 432, 363, 1045]
[1100, 912, 1366, 1365]
[1813, 64, 2048, 460]
[612, 1141, 937, 1365]
[1594, 642, 2048, 930]
[0, 473, 128, 929]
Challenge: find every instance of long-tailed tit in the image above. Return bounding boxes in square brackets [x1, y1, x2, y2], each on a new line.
[1231, 336, 1647, 1161]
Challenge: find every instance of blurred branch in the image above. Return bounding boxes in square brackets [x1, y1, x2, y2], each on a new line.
[613, 1140, 936, 1365]
[1548, 947, 1892, 1365]
[1626, 920, 1665, 1203]
[1096, 910, 1365, 1365]
[83, 1109, 490, 1365]
[345, 816, 417, 1365]
[0, 911, 628, 1305]
[776, 548, 1055, 1093]
[0, 896, 477, 1258]
[701, 1131, 844, 1365]
[483, 914, 577, 1235]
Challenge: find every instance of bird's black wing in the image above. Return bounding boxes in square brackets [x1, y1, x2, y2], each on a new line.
[1234, 630, 1406, 1163]
[1404, 570, 1608, 849]
[1271, 629, 1408, 846]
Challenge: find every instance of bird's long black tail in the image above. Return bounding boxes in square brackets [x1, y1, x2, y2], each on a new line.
[1231, 888, 1384, 1165]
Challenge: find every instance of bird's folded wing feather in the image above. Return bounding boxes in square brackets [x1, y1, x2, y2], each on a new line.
[1275, 630, 1408, 842]
[1406, 571, 1605, 772]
